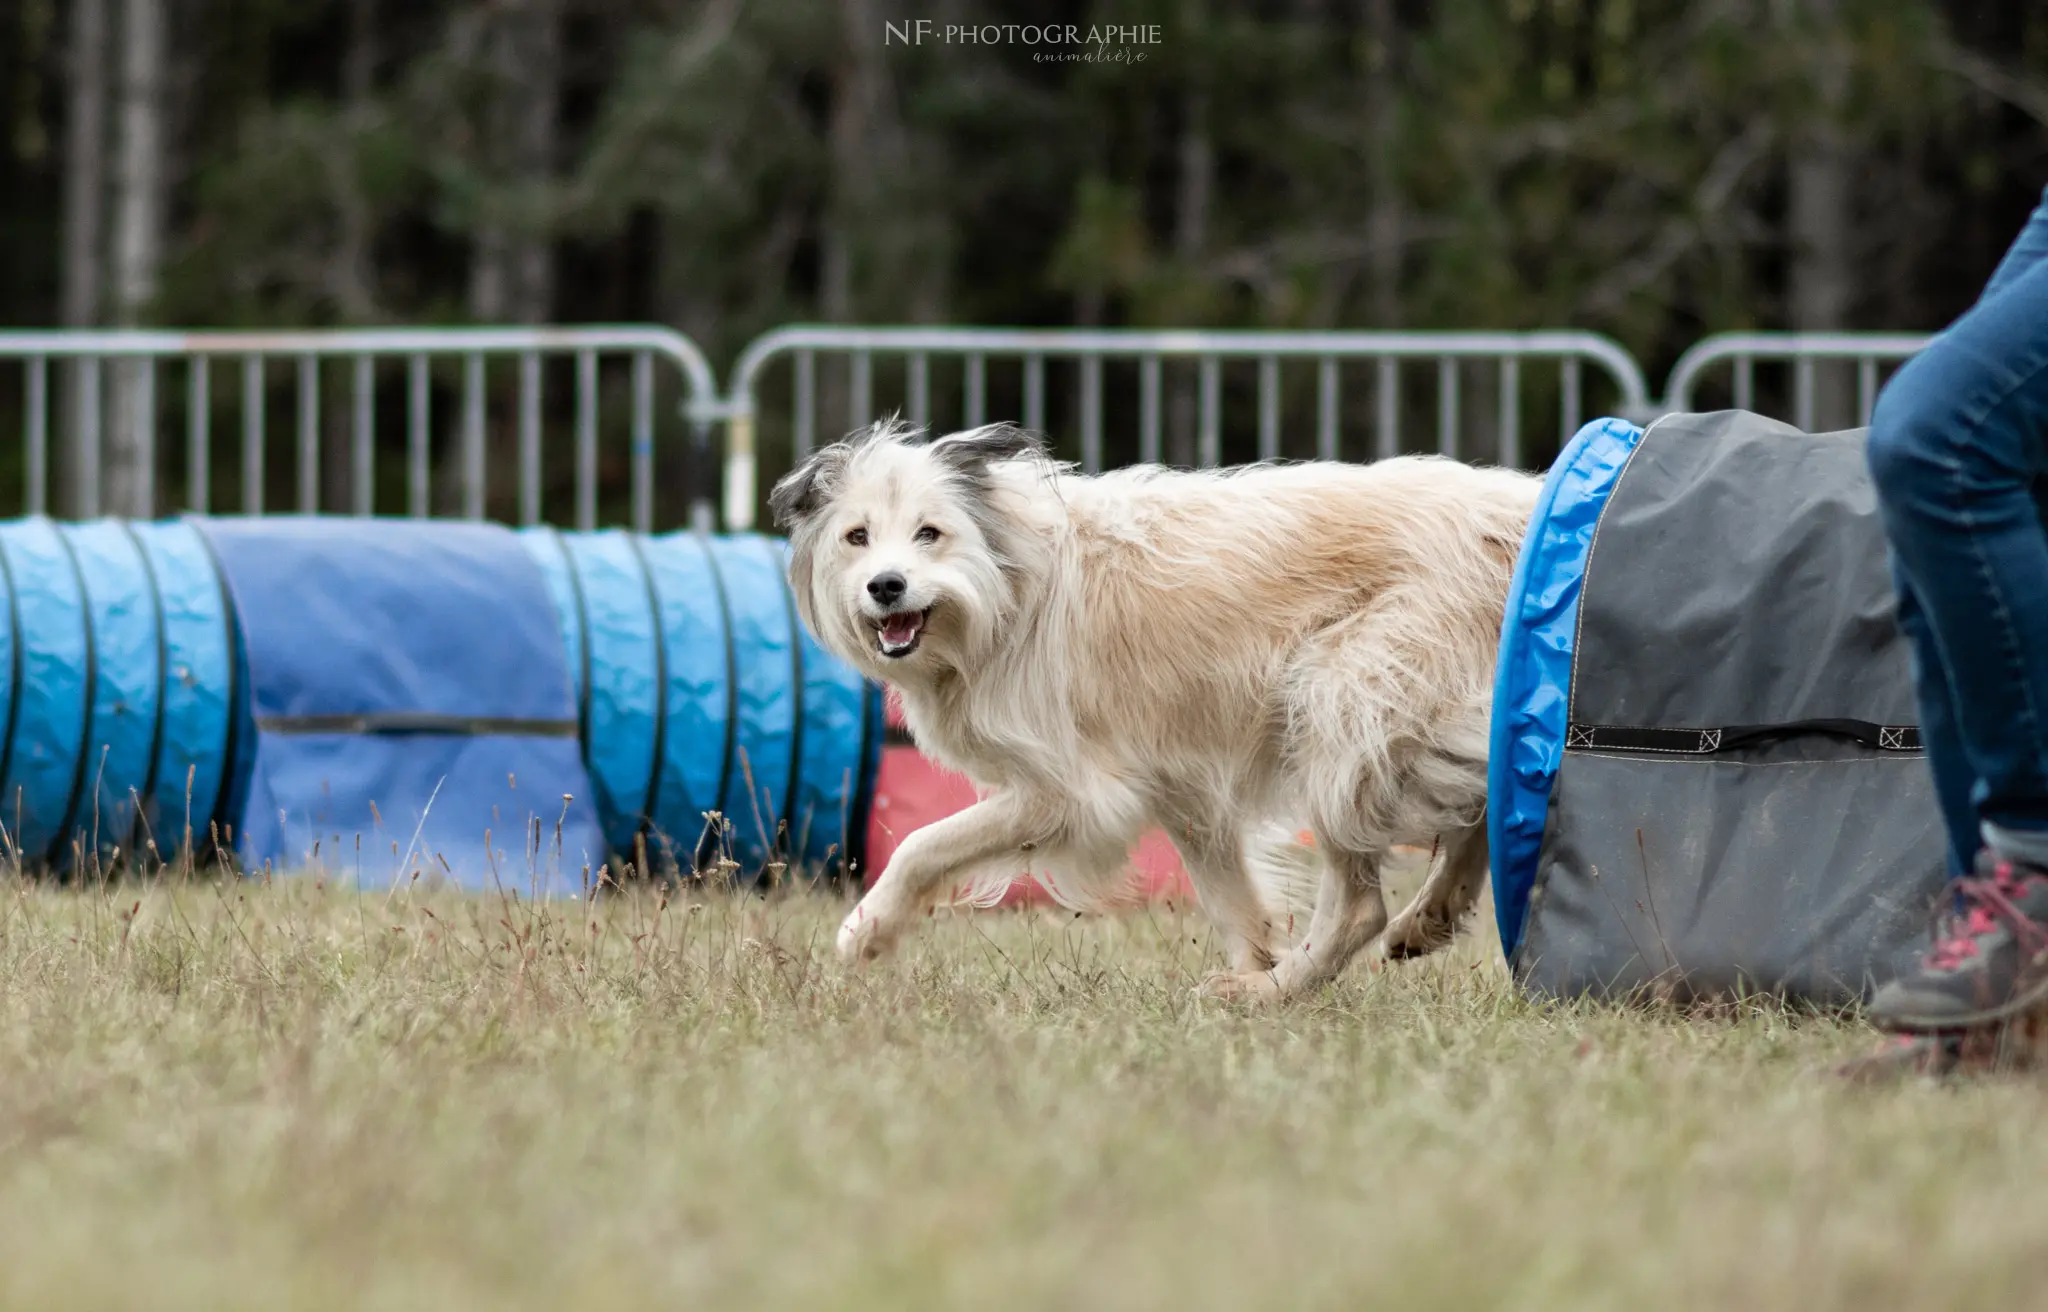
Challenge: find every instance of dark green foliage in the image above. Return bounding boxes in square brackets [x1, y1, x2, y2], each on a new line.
[4, 0, 2045, 383]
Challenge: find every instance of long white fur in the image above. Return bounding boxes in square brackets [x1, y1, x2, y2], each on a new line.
[773, 419, 1540, 1000]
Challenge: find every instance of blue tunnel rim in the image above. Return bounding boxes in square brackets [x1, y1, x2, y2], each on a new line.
[536, 525, 597, 756]
[188, 516, 250, 855]
[1487, 415, 1650, 961]
[699, 530, 743, 865]
[49, 525, 100, 867]
[119, 521, 173, 825]
[622, 531, 672, 844]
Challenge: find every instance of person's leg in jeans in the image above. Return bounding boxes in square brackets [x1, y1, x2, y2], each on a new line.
[1888, 569, 1979, 879]
[1861, 183, 2048, 1034]
[1977, 184, 2048, 308]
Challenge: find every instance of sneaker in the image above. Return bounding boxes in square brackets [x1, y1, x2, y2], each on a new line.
[1836, 1032, 1974, 1082]
[1835, 1025, 2030, 1083]
[1865, 850, 2048, 1034]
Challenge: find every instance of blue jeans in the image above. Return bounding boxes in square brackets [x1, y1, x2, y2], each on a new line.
[1867, 184, 2048, 876]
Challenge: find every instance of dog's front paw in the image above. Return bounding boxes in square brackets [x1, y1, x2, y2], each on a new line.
[836, 899, 907, 964]
[1196, 968, 1284, 1005]
[1382, 907, 1457, 961]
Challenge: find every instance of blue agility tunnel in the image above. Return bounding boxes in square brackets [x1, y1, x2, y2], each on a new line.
[520, 528, 881, 874]
[0, 518, 242, 864]
[1488, 410, 1948, 1005]
[0, 516, 879, 889]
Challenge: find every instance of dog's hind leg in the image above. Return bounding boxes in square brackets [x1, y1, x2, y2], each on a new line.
[1175, 827, 1287, 980]
[1267, 847, 1390, 999]
[1202, 844, 1387, 1003]
[1382, 824, 1488, 960]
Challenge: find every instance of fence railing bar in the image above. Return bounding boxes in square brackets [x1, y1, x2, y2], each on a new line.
[1316, 357, 1338, 462]
[1376, 357, 1398, 462]
[692, 407, 716, 535]
[1138, 357, 1161, 465]
[407, 354, 429, 519]
[1198, 356, 1221, 467]
[794, 349, 815, 459]
[352, 355, 374, 517]
[1560, 357, 1582, 439]
[850, 351, 872, 429]
[1257, 356, 1280, 462]
[1858, 357, 1880, 427]
[462, 353, 485, 521]
[297, 354, 319, 514]
[1793, 357, 1816, 433]
[575, 349, 597, 532]
[1499, 356, 1521, 470]
[123, 358, 156, 519]
[77, 358, 102, 518]
[25, 356, 46, 516]
[907, 353, 930, 429]
[186, 357, 208, 514]
[964, 354, 986, 429]
[1660, 332, 1929, 413]
[631, 350, 653, 534]
[1437, 357, 1459, 459]
[239, 356, 260, 516]
[519, 350, 542, 527]
[724, 327, 1654, 420]
[1079, 355, 1103, 474]
[1024, 354, 1046, 435]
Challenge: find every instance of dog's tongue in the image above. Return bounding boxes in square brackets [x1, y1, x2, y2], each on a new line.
[881, 612, 922, 645]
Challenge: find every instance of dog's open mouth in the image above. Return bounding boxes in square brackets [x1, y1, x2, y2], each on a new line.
[871, 608, 930, 658]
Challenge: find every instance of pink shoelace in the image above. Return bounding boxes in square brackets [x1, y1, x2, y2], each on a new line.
[1927, 862, 2048, 970]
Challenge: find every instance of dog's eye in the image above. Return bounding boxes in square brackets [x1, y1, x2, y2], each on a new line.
[844, 527, 869, 548]
[914, 525, 941, 545]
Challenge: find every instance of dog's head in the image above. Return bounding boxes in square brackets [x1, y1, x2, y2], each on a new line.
[770, 418, 1049, 679]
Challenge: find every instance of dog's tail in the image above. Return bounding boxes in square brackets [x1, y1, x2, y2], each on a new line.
[1244, 821, 1323, 945]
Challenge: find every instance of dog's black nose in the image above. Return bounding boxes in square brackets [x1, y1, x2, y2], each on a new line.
[867, 571, 907, 605]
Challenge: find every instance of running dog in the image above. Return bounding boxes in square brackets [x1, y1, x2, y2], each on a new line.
[770, 419, 1539, 1001]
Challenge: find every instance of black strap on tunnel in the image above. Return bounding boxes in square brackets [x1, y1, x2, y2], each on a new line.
[1565, 719, 1923, 755]
[697, 530, 741, 860]
[192, 522, 247, 850]
[622, 533, 672, 846]
[119, 522, 171, 826]
[844, 680, 882, 884]
[49, 527, 99, 867]
[257, 712, 580, 737]
[541, 526, 596, 759]
[773, 538, 807, 862]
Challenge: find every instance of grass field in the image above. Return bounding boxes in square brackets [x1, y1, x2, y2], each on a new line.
[0, 854, 2043, 1312]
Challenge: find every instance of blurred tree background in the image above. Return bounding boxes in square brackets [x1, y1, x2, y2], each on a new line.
[0, 0, 2044, 509]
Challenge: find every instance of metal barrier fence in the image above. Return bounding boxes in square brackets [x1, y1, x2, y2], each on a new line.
[1662, 332, 1933, 430]
[0, 327, 721, 531]
[723, 326, 1655, 531]
[0, 323, 1941, 532]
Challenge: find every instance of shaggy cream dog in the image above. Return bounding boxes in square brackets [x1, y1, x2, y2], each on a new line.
[771, 419, 1540, 1000]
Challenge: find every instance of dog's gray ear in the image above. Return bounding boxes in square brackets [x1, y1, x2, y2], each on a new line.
[769, 442, 853, 530]
[927, 423, 1045, 477]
